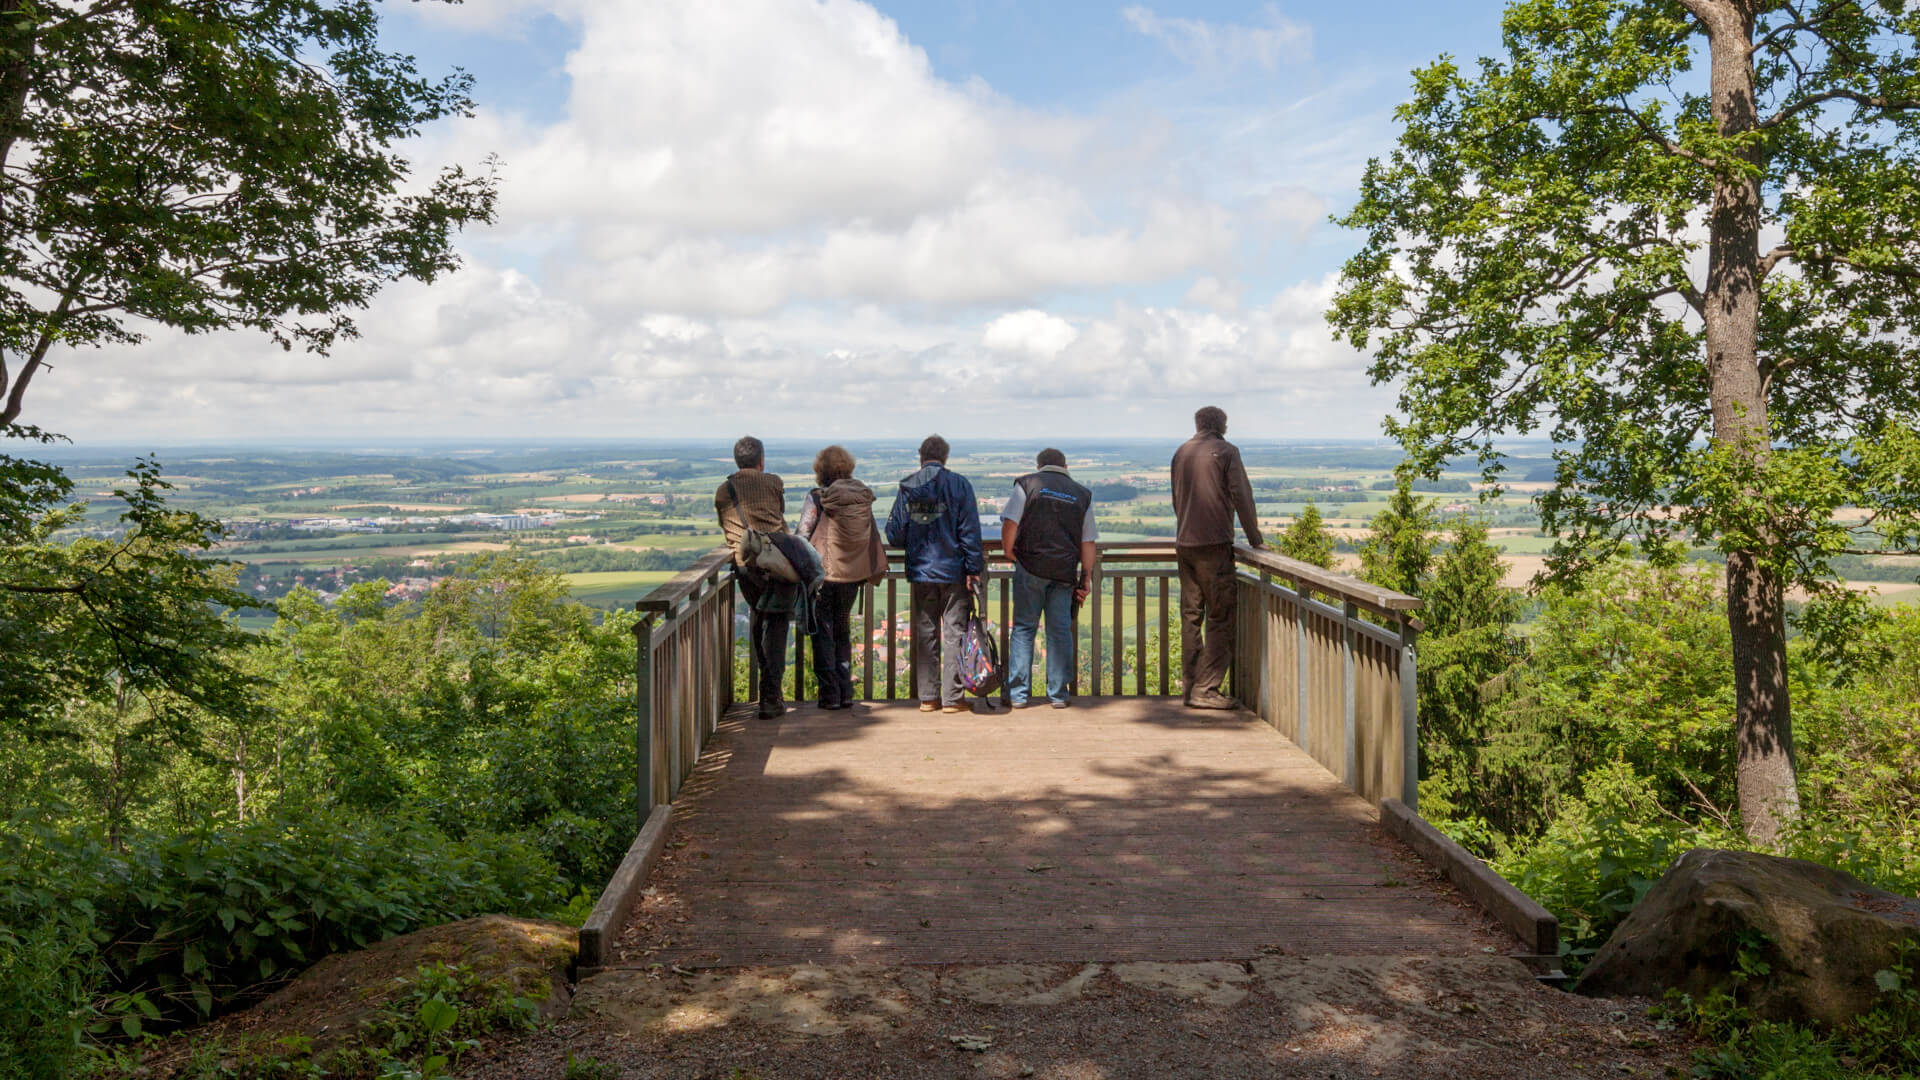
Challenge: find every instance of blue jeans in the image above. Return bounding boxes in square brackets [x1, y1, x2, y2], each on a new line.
[1008, 565, 1075, 705]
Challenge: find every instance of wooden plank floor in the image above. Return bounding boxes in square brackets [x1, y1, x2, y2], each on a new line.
[610, 699, 1516, 968]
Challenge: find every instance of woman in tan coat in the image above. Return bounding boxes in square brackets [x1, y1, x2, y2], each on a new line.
[798, 445, 884, 709]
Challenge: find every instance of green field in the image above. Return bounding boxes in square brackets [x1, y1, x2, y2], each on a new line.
[1869, 585, 1920, 609]
[563, 570, 682, 608]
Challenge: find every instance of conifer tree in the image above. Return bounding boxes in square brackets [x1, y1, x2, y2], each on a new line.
[1279, 500, 1337, 569]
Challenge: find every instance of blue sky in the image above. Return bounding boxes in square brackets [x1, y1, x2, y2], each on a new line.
[45, 1, 1514, 445]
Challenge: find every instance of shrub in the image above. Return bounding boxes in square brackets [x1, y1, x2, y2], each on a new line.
[0, 922, 96, 1080]
[0, 811, 566, 1032]
[1494, 762, 1728, 967]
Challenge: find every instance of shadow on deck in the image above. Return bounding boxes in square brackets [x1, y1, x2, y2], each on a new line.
[608, 698, 1514, 969]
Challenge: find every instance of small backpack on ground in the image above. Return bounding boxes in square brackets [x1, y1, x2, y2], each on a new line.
[958, 584, 1002, 698]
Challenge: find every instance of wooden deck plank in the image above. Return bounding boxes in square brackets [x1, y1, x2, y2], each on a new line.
[612, 698, 1514, 968]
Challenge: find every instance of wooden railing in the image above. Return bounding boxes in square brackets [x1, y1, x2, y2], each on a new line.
[630, 549, 736, 823]
[627, 540, 1422, 821]
[1229, 545, 1422, 810]
[780, 540, 1182, 701]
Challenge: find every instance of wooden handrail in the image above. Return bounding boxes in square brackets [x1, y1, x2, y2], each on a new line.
[635, 547, 735, 614]
[1233, 544, 1422, 618]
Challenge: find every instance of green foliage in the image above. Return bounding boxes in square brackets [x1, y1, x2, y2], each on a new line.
[1494, 762, 1711, 964]
[533, 545, 700, 574]
[1658, 942, 1920, 1080]
[1472, 562, 1737, 842]
[1410, 518, 1524, 844]
[0, 0, 497, 425]
[1328, 0, 1920, 588]
[1357, 479, 1438, 596]
[564, 1054, 624, 1080]
[1784, 605, 1920, 897]
[169, 962, 543, 1080]
[0, 922, 96, 1080]
[1278, 501, 1337, 569]
[0, 441, 262, 742]
[251, 551, 642, 886]
[0, 811, 564, 1029]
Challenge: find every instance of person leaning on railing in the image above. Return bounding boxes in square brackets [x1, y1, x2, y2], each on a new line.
[885, 434, 985, 714]
[1170, 406, 1265, 710]
[715, 434, 793, 720]
[797, 444, 886, 711]
[1000, 447, 1097, 710]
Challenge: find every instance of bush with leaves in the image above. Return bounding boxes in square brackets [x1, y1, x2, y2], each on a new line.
[1, 434, 262, 742]
[0, 810, 565, 1033]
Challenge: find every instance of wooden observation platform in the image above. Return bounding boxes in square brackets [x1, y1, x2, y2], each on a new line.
[577, 543, 1547, 971]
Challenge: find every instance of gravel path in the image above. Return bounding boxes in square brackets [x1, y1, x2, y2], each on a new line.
[466, 955, 1693, 1079]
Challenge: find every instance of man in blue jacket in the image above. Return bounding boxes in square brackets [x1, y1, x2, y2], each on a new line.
[886, 434, 984, 713]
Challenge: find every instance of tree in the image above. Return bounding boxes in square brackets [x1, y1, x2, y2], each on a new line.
[1414, 517, 1524, 845]
[1328, 0, 1920, 845]
[0, 0, 497, 425]
[1358, 479, 1439, 596]
[1278, 500, 1337, 569]
[0, 448, 261, 740]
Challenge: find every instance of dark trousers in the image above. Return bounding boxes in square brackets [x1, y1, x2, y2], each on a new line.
[809, 581, 860, 706]
[911, 581, 970, 706]
[738, 570, 791, 707]
[1177, 544, 1236, 696]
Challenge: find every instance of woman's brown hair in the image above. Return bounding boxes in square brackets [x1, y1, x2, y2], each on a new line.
[814, 444, 856, 486]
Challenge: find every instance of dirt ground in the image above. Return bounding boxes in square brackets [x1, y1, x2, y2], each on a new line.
[464, 955, 1693, 1080]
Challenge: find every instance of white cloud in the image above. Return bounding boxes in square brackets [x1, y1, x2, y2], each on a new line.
[1122, 4, 1312, 73]
[27, 0, 1399, 443]
[1185, 275, 1242, 312]
[983, 310, 1079, 358]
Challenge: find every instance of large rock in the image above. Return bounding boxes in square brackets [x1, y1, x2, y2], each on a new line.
[1575, 848, 1920, 1026]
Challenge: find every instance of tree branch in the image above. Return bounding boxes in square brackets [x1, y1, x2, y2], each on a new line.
[0, 285, 79, 426]
[1572, 103, 1712, 166]
[2, 582, 87, 594]
[1761, 89, 1920, 129]
[1756, 243, 1795, 278]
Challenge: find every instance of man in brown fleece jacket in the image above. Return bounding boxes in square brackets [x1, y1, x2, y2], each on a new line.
[715, 435, 792, 719]
[1169, 406, 1264, 709]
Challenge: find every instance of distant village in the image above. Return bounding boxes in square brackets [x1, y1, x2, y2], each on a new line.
[284, 511, 602, 534]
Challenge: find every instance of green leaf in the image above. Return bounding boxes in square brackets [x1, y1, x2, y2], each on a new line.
[417, 994, 458, 1037]
[1874, 968, 1902, 993]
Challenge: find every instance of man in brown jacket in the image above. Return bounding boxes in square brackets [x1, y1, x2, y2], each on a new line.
[1170, 406, 1264, 709]
[715, 435, 792, 719]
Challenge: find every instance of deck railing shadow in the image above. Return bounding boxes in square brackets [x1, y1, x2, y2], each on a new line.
[627, 540, 1423, 827]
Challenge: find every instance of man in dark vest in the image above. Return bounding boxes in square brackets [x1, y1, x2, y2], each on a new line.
[1171, 406, 1264, 709]
[1000, 448, 1097, 709]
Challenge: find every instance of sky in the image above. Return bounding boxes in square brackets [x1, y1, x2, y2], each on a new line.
[37, 0, 1510, 446]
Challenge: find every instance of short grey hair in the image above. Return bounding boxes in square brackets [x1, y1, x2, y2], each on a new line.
[732, 435, 765, 470]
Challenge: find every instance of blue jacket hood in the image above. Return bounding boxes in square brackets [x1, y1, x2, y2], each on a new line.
[885, 462, 984, 583]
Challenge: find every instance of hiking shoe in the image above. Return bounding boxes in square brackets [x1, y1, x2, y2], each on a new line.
[1010, 699, 1032, 709]
[1187, 688, 1238, 710]
[757, 701, 788, 720]
[919, 701, 938, 713]
[941, 704, 968, 714]
[1049, 700, 1070, 710]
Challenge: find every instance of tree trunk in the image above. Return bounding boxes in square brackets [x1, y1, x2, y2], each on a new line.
[1696, 0, 1801, 845]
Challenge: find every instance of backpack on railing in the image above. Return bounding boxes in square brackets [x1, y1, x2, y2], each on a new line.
[958, 584, 1002, 698]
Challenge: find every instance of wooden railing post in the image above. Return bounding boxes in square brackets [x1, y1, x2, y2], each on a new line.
[1342, 600, 1358, 787]
[1295, 578, 1310, 749]
[1400, 617, 1420, 811]
[634, 611, 657, 830]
